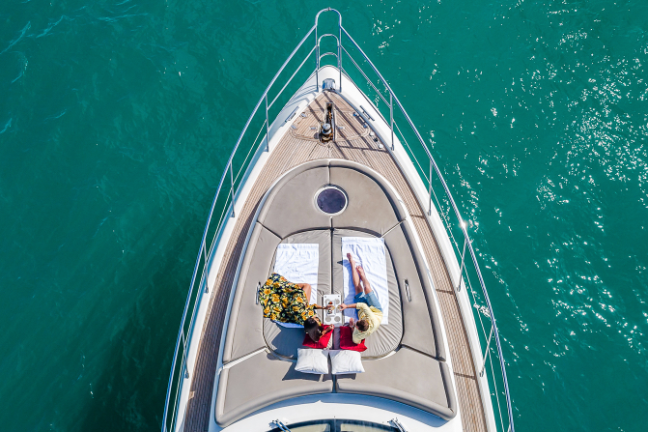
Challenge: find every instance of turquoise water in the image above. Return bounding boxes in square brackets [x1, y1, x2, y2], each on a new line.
[1, 0, 647, 431]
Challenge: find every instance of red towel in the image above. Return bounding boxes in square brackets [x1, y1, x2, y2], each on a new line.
[339, 325, 367, 352]
[302, 325, 333, 349]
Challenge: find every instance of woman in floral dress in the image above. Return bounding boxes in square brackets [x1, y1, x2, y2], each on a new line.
[259, 273, 324, 325]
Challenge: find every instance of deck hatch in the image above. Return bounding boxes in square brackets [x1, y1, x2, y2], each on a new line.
[315, 186, 347, 215]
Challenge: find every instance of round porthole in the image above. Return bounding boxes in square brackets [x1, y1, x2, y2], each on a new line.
[315, 186, 348, 215]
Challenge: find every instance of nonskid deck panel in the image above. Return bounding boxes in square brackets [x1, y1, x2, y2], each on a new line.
[183, 92, 487, 432]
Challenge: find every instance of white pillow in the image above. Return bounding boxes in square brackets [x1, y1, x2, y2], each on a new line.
[329, 350, 364, 374]
[295, 348, 329, 374]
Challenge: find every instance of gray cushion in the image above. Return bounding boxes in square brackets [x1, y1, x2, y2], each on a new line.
[216, 350, 333, 427]
[383, 225, 445, 361]
[263, 320, 307, 359]
[222, 223, 281, 364]
[332, 229, 403, 359]
[258, 164, 330, 238]
[329, 163, 404, 236]
[219, 159, 454, 427]
[328, 158, 407, 220]
[336, 347, 457, 421]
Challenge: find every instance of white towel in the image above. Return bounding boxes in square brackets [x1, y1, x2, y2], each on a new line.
[342, 237, 389, 325]
[273, 244, 319, 329]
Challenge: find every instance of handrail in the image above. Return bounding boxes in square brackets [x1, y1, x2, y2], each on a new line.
[315, 8, 342, 92]
[161, 22, 317, 432]
[162, 8, 514, 432]
[340, 26, 515, 432]
[268, 46, 317, 109]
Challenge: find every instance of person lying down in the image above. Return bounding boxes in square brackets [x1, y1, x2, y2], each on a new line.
[339, 253, 383, 344]
[259, 274, 331, 341]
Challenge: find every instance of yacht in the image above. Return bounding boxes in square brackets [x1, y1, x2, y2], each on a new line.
[162, 9, 514, 432]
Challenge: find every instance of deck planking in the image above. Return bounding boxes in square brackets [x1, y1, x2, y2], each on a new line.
[182, 92, 487, 432]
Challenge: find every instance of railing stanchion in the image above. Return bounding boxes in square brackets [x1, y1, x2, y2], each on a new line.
[229, 164, 235, 218]
[181, 331, 189, 379]
[390, 93, 394, 151]
[480, 325, 495, 377]
[428, 161, 433, 216]
[265, 94, 270, 152]
[202, 244, 209, 293]
[457, 233, 467, 291]
[338, 24, 342, 92]
[315, 27, 319, 89]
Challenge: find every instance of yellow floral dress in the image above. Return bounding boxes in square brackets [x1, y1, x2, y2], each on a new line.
[259, 273, 317, 325]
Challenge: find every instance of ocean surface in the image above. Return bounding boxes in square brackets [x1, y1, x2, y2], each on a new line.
[1, 0, 647, 431]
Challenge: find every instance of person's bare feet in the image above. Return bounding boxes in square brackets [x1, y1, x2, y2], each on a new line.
[347, 252, 355, 267]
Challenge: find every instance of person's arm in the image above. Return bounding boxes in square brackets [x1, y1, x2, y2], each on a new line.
[321, 325, 333, 336]
[339, 303, 357, 311]
[355, 302, 374, 319]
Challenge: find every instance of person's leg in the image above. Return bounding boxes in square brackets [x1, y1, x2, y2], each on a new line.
[347, 253, 363, 294]
[302, 283, 312, 304]
[357, 266, 372, 294]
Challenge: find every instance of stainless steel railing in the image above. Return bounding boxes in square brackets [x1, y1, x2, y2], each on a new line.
[162, 8, 514, 432]
[337, 21, 515, 432]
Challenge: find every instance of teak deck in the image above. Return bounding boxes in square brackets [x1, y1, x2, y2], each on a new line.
[182, 92, 488, 432]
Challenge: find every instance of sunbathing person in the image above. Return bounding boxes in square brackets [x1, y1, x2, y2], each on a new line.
[339, 253, 384, 344]
[259, 273, 326, 325]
